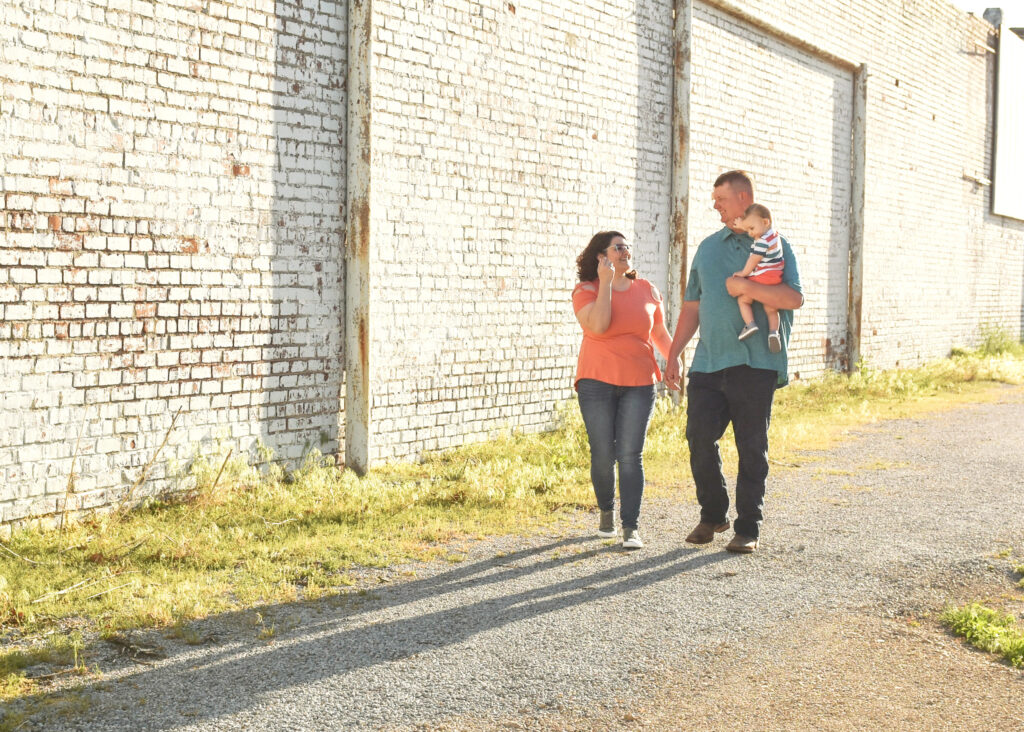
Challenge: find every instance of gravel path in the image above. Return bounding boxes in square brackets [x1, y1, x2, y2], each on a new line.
[16, 387, 1024, 730]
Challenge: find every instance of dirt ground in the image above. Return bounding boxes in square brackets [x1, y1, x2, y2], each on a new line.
[436, 598, 1024, 731]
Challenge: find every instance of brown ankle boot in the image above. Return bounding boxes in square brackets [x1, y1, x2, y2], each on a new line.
[685, 521, 730, 544]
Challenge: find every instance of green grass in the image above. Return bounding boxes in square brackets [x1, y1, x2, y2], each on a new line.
[0, 632, 85, 701]
[0, 420, 598, 639]
[1, 336, 1023, 699]
[942, 603, 1024, 668]
[952, 326, 1024, 358]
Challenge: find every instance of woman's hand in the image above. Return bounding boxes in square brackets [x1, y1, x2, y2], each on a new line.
[664, 354, 684, 391]
[575, 256, 615, 334]
[596, 254, 615, 285]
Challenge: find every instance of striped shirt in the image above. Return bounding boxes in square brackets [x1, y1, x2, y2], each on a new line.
[749, 226, 784, 277]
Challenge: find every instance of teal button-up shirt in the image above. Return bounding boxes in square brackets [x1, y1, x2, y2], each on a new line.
[684, 226, 802, 386]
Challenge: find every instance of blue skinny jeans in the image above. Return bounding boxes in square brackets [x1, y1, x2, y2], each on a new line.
[576, 379, 657, 530]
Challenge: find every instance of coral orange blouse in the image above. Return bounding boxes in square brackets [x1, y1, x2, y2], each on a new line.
[572, 278, 665, 388]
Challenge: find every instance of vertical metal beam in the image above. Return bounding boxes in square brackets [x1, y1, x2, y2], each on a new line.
[345, 0, 373, 473]
[668, 0, 692, 331]
[847, 64, 867, 372]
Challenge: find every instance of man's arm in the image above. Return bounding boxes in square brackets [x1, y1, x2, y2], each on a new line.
[724, 278, 803, 310]
[664, 300, 700, 390]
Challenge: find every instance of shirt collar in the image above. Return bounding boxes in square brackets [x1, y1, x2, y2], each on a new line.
[720, 226, 752, 246]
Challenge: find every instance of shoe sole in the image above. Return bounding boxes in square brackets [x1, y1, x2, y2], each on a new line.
[623, 541, 643, 549]
[725, 543, 758, 553]
[738, 329, 758, 341]
[684, 523, 730, 544]
[768, 336, 781, 353]
[597, 529, 618, 538]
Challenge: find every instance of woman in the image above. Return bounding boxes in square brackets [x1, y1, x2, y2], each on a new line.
[572, 231, 672, 549]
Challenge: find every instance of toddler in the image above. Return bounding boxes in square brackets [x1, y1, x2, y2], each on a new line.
[733, 203, 784, 353]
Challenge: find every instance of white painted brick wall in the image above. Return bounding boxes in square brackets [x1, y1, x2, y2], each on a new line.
[689, 2, 854, 378]
[365, 0, 1023, 463]
[710, 0, 1024, 368]
[0, 0, 347, 524]
[3, 0, 1023, 521]
[368, 0, 674, 461]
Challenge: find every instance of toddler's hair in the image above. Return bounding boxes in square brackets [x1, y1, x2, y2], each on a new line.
[743, 203, 772, 222]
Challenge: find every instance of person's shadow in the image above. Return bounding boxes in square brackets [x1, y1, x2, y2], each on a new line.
[17, 535, 731, 730]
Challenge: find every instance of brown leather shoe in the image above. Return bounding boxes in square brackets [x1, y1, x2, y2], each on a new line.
[725, 533, 759, 553]
[684, 521, 730, 544]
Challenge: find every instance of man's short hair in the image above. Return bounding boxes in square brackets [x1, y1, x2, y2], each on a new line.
[713, 170, 754, 197]
[743, 203, 772, 222]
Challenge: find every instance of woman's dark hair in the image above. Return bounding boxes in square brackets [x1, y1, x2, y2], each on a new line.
[576, 230, 637, 282]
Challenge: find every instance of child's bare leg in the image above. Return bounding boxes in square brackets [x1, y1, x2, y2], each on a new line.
[738, 296, 755, 326]
[737, 296, 759, 341]
[765, 306, 782, 352]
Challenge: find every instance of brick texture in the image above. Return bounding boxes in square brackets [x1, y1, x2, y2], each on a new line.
[366, 0, 674, 461]
[2, 0, 1023, 523]
[689, 2, 854, 377]
[0, 0, 347, 523]
[708, 0, 1024, 369]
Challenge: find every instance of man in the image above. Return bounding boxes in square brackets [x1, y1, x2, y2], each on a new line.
[664, 171, 803, 553]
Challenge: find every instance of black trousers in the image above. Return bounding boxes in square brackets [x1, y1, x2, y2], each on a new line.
[685, 365, 778, 539]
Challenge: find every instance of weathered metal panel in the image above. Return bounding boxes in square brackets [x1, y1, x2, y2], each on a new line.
[848, 65, 867, 371]
[669, 0, 693, 328]
[345, 0, 373, 474]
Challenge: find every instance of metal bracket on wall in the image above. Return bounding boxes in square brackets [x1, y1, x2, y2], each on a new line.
[962, 171, 992, 187]
[966, 40, 997, 55]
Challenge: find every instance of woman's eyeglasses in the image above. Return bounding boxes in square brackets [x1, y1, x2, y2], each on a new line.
[612, 243, 632, 252]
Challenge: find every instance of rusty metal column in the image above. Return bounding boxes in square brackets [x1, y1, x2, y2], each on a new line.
[345, 0, 373, 474]
[847, 64, 867, 372]
[668, 0, 692, 335]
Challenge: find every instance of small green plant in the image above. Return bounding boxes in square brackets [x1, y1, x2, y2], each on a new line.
[256, 623, 277, 641]
[950, 327, 1023, 358]
[165, 621, 204, 645]
[942, 603, 1024, 668]
[0, 632, 86, 703]
[976, 327, 1024, 357]
[0, 650, 33, 700]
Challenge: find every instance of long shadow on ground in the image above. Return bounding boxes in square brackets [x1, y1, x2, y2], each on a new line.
[14, 534, 729, 729]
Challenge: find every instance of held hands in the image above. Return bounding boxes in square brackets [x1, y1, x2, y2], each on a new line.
[732, 271, 749, 278]
[663, 355, 684, 391]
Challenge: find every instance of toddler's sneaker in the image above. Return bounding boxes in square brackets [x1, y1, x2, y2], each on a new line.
[768, 331, 782, 353]
[622, 528, 644, 549]
[738, 323, 759, 341]
[597, 509, 618, 538]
